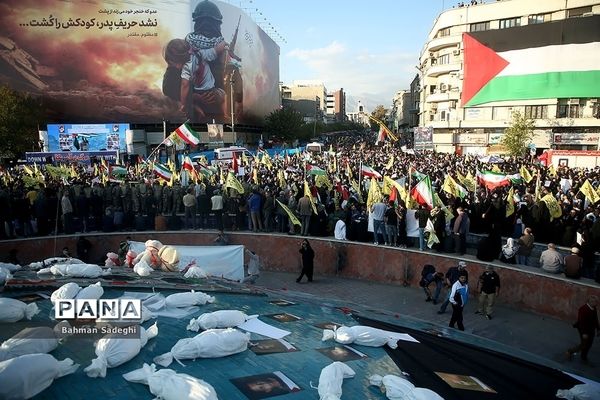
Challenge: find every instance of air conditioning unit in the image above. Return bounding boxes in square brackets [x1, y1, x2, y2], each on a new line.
[440, 84, 447, 92]
[429, 52, 435, 57]
[450, 100, 457, 109]
[582, 12, 593, 17]
[569, 98, 580, 104]
[453, 49, 461, 56]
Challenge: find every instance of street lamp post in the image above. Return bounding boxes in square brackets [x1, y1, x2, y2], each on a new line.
[229, 70, 236, 144]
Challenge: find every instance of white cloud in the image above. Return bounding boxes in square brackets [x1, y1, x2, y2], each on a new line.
[284, 41, 418, 109]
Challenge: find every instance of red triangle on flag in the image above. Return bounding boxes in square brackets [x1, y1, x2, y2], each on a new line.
[461, 33, 509, 106]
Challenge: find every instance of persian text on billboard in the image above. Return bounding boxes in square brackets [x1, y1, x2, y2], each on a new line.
[0, 0, 280, 125]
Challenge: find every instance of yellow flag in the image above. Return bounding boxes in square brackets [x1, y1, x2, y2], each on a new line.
[383, 176, 406, 199]
[491, 164, 502, 173]
[520, 166, 533, 183]
[242, 153, 249, 166]
[548, 163, 557, 177]
[23, 165, 34, 176]
[315, 174, 332, 190]
[367, 177, 383, 210]
[277, 169, 286, 188]
[350, 180, 363, 203]
[276, 199, 301, 227]
[384, 155, 394, 170]
[506, 186, 515, 217]
[252, 167, 259, 185]
[225, 172, 245, 194]
[541, 193, 562, 221]
[579, 179, 600, 204]
[304, 180, 318, 214]
[463, 172, 477, 192]
[346, 162, 353, 179]
[442, 175, 467, 199]
[534, 172, 541, 202]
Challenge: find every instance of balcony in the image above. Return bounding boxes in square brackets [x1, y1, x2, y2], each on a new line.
[425, 34, 462, 53]
[426, 62, 461, 77]
[426, 92, 449, 103]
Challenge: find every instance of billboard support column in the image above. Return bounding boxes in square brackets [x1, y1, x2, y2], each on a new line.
[230, 71, 236, 144]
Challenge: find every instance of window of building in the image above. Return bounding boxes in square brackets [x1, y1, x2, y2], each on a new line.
[567, 6, 592, 18]
[557, 104, 583, 118]
[525, 105, 548, 119]
[437, 27, 451, 37]
[470, 21, 490, 32]
[528, 13, 551, 24]
[500, 17, 521, 29]
[429, 85, 436, 95]
[440, 111, 447, 121]
[592, 102, 600, 118]
[437, 54, 450, 65]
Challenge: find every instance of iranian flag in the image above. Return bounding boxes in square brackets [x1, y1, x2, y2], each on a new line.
[173, 123, 200, 145]
[477, 170, 510, 190]
[462, 16, 600, 106]
[153, 163, 172, 181]
[361, 165, 382, 178]
[182, 156, 194, 172]
[306, 164, 327, 176]
[411, 175, 434, 209]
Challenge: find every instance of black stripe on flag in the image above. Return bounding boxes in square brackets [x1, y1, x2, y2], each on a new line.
[469, 15, 600, 52]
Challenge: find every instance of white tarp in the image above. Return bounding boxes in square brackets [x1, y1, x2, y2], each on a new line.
[129, 242, 244, 282]
[406, 210, 420, 238]
[237, 318, 290, 339]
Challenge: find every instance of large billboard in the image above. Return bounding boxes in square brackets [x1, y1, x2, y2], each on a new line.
[47, 123, 129, 152]
[0, 0, 280, 125]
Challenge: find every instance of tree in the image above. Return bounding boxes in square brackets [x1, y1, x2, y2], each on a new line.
[501, 110, 535, 157]
[0, 86, 45, 159]
[263, 107, 305, 140]
[369, 105, 388, 130]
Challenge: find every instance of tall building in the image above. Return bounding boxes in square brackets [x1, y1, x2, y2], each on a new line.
[325, 88, 346, 123]
[390, 90, 411, 131]
[419, 0, 600, 154]
[280, 81, 327, 122]
[347, 100, 370, 125]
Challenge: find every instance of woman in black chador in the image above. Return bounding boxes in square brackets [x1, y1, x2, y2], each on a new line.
[297, 239, 315, 283]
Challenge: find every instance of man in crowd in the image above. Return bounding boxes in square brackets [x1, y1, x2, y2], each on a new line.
[475, 264, 500, 320]
[540, 243, 564, 274]
[566, 295, 599, 364]
[438, 261, 468, 314]
[564, 247, 583, 279]
[453, 207, 470, 255]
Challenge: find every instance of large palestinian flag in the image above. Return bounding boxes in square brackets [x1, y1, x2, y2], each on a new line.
[462, 15, 600, 106]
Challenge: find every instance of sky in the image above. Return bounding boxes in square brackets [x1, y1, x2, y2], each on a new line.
[227, 0, 451, 111]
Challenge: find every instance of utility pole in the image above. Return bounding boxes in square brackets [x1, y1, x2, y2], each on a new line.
[230, 70, 236, 144]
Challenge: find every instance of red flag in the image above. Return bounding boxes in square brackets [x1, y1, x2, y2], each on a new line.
[232, 152, 239, 173]
[389, 186, 398, 203]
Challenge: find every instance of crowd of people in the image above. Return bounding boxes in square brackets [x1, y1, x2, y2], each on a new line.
[1, 130, 599, 277]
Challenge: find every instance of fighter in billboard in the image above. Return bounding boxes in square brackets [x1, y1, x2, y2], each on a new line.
[162, 0, 242, 124]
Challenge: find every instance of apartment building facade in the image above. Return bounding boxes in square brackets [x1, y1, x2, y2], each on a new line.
[325, 88, 347, 123]
[280, 81, 327, 123]
[419, 0, 600, 155]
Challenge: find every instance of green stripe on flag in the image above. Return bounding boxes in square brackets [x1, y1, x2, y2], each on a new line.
[467, 71, 600, 106]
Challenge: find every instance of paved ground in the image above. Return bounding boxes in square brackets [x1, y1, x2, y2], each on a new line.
[253, 269, 600, 382]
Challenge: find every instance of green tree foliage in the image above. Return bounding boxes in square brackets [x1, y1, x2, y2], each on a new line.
[264, 107, 305, 140]
[0, 86, 44, 158]
[370, 105, 388, 130]
[501, 111, 535, 157]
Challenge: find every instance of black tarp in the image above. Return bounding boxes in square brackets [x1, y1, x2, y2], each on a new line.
[355, 315, 581, 400]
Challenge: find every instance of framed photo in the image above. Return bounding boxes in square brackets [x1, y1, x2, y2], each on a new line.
[435, 372, 497, 393]
[558, 158, 568, 167]
[314, 322, 343, 330]
[250, 339, 298, 355]
[269, 299, 296, 307]
[264, 313, 302, 323]
[317, 345, 367, 362]
[231, 371, 301, 399]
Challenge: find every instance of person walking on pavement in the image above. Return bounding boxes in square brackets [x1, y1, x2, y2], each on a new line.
[475, 265, 500, 320]
[566, 295, 600, 364]
[453, 207, 470, 255]
[449, 272, 469, 331]
[419, 264, 444, 305]
[438, 261, 468, 314]
[296, 239, 315, 283]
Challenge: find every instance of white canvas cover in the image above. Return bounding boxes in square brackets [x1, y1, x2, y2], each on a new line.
[187, 310, 250, 332]
[154, 328, 250, 367]
[318, 362, 355, 400]
[0, 354, 78, 400]
[50, 282, 82, 304]
[123, 363, 218, 400]
[165, 290, 215, 308]
[84, 322, 158, 378]
[0, 327, 59, 362]
[322, 325, 418, 349]
[0, 298, 39, 322]
[75, 281, 104, 300]
[130, 241, 244, 281]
